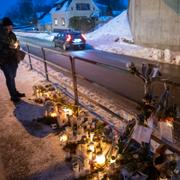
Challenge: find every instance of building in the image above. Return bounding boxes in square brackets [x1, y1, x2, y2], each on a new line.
[51, 0, 100, 31]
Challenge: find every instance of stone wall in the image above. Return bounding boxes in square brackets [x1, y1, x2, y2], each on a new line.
[128, 0, 180, 50]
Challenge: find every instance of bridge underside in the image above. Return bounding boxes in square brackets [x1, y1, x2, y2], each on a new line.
[128, 0, 180, 51]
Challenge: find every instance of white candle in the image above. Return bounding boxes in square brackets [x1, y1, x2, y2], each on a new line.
[95, 153, 106, 166]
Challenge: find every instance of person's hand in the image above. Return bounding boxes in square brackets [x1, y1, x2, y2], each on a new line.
[14, 41, 19, 49]
[9, 40, 20, 49]
[14, 40, 20, 49]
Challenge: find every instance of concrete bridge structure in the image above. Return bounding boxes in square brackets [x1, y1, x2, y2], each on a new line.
[128, 0, 180, 50]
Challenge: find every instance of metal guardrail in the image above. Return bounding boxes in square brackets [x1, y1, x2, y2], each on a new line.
[23, 42, 137, 106]
[21, 42, 180, 155]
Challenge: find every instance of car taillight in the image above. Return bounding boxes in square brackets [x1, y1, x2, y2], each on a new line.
[66, 34, 72, 42]
[81, 34, 86, 41]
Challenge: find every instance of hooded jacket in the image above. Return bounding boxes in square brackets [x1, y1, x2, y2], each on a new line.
[0, 24, 18, 65]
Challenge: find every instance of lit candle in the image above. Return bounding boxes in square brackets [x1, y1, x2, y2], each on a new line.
[50, 112, 57, 117]
[110, 156, 116, 164]
[39, 92, 43, 97]
[88, 142, 95, 152]
[59, 134, 68, 143]
[85, 130, 90, 139]
[95, 152, 106, 166]
[36, 89, 40, 98]
[90, 132, 94, 141]
[63, 107, 73, 116]
[54, 105, 59, 114]
[44, 92, 51, 99]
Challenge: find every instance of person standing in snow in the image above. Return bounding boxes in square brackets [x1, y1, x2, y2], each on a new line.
[0, 17, 25, 103]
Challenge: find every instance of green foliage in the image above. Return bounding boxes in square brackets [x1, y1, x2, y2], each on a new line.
[69, 16, 96, 32]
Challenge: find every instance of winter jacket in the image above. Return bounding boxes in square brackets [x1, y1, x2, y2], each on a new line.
[0, 25, 18, 65]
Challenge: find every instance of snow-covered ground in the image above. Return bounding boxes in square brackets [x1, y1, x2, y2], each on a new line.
[16, 31, 57, 41]
[0, 62, 74, 179]
[16, 10, 180, 65]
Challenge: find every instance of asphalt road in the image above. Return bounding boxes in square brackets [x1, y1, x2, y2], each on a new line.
[71, 50, 180, 83]
[19, 36, 180, 105]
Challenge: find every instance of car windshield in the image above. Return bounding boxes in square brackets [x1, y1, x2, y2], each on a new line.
[69, 33, 82, 39]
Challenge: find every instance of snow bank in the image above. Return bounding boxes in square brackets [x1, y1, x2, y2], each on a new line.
[87, 10, 133, 41]
[86, 11, 180, 65]
[16, 32, 57, 41]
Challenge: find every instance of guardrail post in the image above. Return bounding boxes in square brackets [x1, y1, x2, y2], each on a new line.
[41, 48, 49, 81]
[70, 56, 79, 106]
[26, 44, 33, 70]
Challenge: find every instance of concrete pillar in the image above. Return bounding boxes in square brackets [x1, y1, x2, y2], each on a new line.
[128, 0, 180, 50]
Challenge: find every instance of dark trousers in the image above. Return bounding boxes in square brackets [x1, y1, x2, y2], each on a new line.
[1, 62, 18, 98]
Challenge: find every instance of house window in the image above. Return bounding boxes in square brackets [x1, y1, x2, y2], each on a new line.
[54, 18, 58, 26]
[76, 3, 90, 10]
[61, 18, 65, 26]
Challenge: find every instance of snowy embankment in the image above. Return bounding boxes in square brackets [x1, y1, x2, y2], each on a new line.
[16, 10, 180, 65]
[0, 62, 74, 179]
[87, 11, 180, 65]
[16, 31, 57, 41]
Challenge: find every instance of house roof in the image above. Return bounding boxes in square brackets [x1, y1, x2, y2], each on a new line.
[55, 0, 66, 4]
[55, 0, 72, 10]
[54, 0, 99, 12]
[55, 1, 69, 12]
[95, 2, 108, 9]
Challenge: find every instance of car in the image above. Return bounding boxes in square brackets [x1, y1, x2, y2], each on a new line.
[53, 30, 86, 50]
